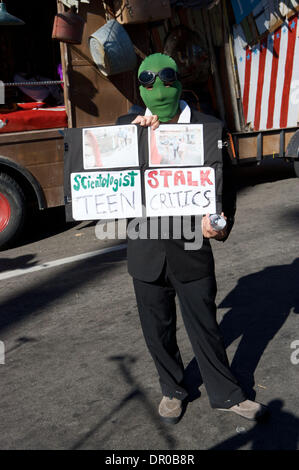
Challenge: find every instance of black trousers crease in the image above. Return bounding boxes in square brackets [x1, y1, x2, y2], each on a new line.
[133, 262, 246, 409]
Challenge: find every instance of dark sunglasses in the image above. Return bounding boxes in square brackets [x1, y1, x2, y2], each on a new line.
[138, 67, 178, 87]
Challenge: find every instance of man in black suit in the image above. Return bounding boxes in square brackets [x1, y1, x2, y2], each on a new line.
[117, 53, 267, 424]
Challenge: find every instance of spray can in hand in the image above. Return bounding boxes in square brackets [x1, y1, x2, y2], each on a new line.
[209, 214, 227, 232]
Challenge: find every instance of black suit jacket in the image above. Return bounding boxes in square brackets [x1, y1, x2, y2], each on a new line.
[116, 109, 236, 282]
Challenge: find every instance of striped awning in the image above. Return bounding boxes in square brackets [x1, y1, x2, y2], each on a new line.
[233, 13, 299, 131]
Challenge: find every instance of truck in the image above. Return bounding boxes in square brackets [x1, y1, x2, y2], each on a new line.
[0, 0, 298, 249]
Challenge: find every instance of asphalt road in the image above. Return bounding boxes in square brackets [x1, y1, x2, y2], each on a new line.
[0, 160, 298, 450]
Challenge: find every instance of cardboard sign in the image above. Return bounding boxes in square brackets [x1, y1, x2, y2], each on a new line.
[70, 170, 142, 220]
[144, 167, 216, 217]
[148, 124, 204, 167]
[64, 121, 224, 222]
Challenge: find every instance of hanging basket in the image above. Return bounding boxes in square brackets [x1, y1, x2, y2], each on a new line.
[89, 20, 137, 76]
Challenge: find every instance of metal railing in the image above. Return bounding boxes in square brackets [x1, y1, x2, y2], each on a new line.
[2, 81, 64, 87]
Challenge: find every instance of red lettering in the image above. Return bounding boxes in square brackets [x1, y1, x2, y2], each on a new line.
[174, 171, 186, 186]
[200, 169, 213, 186]
[160, 170, 172, 188]
[187, 171, 198, 186]
[147, 170, 159, 188]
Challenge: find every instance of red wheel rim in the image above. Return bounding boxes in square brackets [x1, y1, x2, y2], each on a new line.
[0, 192, 11, 232]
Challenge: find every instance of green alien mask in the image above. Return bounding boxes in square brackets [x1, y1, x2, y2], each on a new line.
[138, 53, 182, 123]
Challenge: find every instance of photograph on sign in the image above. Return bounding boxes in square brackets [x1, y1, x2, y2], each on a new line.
[70, 170, 142, 220]
[144, 167, 216, 217]
[82, 125, 139, 170]
[148, 124, 204, 167]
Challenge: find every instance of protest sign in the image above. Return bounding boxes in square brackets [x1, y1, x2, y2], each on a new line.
[144, 167, 216, 217]
[70, 170, 142, 220]
[64, 122, 223, 222]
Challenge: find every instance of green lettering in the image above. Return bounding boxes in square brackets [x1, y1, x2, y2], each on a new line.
[128, 171, 139, 187]
[82, 177, 88, 189]
[113, 179, 119, 192]
[123, 174, 130, 187]
[73, 175, 81, 191]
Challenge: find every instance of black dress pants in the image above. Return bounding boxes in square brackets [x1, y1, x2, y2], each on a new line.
[133, 262, 246, 409]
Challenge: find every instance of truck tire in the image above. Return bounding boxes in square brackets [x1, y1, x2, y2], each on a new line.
[0, 172, 26, 249]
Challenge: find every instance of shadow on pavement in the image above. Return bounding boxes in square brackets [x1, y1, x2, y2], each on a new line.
[70, 355, 177, 450]
[218, 258, 299, 396]
[209, 399, 299, 450]
[9, 206, 79, 250]
[233, 159, 296, 191]
[76, 221, 97, 230]
[0, 247, 172, 450]
[279, 207, 299, 228]
[182, 258, 299, 448]
[0, 254, 38, 273]
[0, 248, 127, 333]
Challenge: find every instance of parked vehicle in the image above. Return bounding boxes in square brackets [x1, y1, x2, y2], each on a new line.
[0, 1, 66, 248]
[0, 0, 298, 249]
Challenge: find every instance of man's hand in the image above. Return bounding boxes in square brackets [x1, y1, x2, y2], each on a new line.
[201, 212, 228, 241]
[131, 114, 160, 130]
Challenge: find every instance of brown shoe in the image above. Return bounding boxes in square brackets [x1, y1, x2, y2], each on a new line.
[217, 400, 268, 421]
[158, 396, 183, 424]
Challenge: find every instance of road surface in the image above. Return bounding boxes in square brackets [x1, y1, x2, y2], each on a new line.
[0, 160, 298, 450]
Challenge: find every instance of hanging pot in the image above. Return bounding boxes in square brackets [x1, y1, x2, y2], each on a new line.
[89, 20, 137, 76]
[52, 6, 85, 45]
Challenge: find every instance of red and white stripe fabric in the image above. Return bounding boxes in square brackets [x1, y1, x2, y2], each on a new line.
[233, 14, 299, 130]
